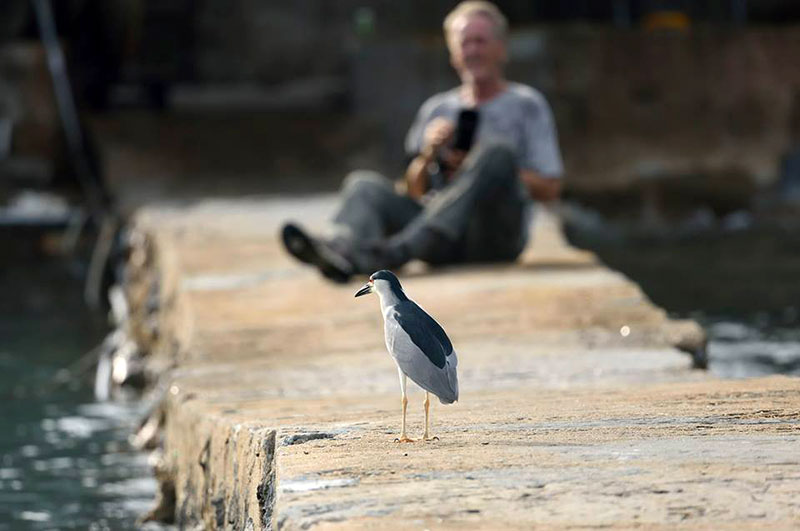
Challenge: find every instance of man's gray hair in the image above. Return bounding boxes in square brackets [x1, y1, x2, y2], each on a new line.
[443, 1, 508, 41]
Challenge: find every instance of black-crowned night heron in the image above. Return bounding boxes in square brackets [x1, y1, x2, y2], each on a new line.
[355, 270, 458, 442]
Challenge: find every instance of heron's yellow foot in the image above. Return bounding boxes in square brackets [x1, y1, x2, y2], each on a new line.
[394, 436, 415, 443]
[423, 435, 440, 442]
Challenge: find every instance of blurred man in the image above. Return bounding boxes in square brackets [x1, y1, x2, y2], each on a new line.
[281, 1, 563, 283]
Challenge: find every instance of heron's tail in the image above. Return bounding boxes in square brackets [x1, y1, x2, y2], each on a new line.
[438, 355, 459, 404]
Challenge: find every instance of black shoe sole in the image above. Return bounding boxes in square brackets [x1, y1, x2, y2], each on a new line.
[281, 223, 353, 283]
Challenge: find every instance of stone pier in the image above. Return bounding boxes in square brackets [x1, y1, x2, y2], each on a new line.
[128, 195, 800, 529]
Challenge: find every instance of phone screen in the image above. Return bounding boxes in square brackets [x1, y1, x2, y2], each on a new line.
[453, 109, 479, 151]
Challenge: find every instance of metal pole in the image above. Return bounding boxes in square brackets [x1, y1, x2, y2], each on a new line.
[30, 0, 108, 219]
[32, 0, 120, 310]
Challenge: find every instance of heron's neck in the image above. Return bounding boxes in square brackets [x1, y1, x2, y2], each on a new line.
[377, 289, 408, 314]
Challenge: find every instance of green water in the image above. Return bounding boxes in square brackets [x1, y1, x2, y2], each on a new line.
[0, 235, 157, 530]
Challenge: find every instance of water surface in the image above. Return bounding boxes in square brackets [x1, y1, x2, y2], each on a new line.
[0, 235, 157, 530]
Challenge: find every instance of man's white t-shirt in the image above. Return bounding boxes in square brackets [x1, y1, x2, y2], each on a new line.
[405, 82, 564, 179]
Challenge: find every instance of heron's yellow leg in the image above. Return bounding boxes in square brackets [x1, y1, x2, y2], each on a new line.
[395, 369, 414, 443]
[423, 392, 439, 441]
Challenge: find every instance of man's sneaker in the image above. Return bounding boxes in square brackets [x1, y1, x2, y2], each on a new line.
[281, 223, 354, 283]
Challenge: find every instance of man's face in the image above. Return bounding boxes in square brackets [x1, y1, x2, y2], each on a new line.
[447, 13, 506, 84]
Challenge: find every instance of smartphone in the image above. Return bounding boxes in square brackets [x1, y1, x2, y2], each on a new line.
[452, 108, 479, 151]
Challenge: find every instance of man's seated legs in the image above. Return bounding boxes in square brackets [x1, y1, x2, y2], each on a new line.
[460, 148, 528, 262]
[388, 143, 527, 265]
[281, 170, 422, 282]
[332, 170, 422, 244]
[282, 145, 529, 280]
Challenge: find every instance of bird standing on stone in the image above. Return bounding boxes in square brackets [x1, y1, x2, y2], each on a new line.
[355, 270, 458, 442]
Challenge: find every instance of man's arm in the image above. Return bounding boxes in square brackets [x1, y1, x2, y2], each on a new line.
[520, 169, 562, 203]
[404, 148, 436, 201]
[404, 117, 455, 201]
[518, 91, 563, 203]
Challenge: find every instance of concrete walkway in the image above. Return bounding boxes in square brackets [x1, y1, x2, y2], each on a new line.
[130, 195, 800, 529]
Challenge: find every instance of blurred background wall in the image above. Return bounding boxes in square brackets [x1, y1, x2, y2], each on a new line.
[1, 0, 799, 367]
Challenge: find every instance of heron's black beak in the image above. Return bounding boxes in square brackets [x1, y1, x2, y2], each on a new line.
[354, 283, 372, 298]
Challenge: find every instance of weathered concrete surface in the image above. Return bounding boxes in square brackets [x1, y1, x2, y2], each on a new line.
[131, 195, 800, 529]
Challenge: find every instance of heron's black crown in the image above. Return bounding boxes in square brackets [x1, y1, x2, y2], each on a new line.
[370, 270, 404, 293]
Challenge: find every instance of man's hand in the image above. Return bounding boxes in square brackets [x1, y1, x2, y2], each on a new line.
[421, 118, 455, 159]
[440, 149, 467, 175]
[426, 118, 470, 178]
[405, 118, 457, 200]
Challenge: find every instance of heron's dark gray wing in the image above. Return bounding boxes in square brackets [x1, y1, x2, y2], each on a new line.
[385, 302, 458, 403]
[393, 301, 453, 368]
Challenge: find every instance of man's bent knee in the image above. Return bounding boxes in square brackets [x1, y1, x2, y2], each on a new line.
[475, 143, 516, 174]
[451, 143, 518, 196]
[341, 170, 393, 195]
[460, 143, 517, 186]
